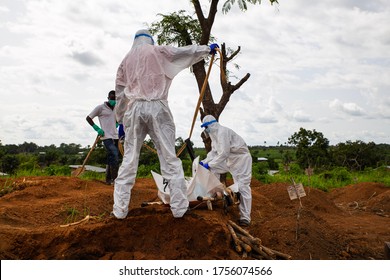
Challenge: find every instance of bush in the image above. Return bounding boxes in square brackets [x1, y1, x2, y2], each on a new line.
[279, 163, 303, 176]
[1, 154, 20, 175]
[43, 165, 71, 176]
[317, 167, 353, 188]
[319, 167, 352, 182]
[137, 163, 160, 178]
[182, 159, 193, 177]
[333, 167, 353, 182]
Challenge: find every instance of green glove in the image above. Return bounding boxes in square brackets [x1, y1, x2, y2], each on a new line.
[92, 124, 105, 136]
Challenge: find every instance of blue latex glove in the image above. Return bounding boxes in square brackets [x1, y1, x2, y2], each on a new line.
[209, 43, 219, 54]
[118, 124, 125, 139]
[200, 161, 210, 170]
[92, 124, 105, 136]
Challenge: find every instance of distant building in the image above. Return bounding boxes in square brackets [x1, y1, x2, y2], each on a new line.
[257, 157, 268, 162]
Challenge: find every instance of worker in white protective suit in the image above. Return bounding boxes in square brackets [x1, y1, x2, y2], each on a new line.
[112, 29, 219, 219]
[199, 115, 252, 226]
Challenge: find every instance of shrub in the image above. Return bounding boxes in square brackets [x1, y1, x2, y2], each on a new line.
[43, 165, 71, 176]
[137, 163, 160, 178]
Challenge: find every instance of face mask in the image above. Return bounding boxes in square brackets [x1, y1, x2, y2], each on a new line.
[108, 100, 116, 106]
[205, 127, 211, 134]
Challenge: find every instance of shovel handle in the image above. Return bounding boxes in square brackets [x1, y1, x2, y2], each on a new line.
[80, 135, 101, 170]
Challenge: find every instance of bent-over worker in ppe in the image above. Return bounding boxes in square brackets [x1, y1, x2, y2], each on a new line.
[199, 115, 252, 226]
[112, 29, 220, 219]
[86, 90, 119, 185]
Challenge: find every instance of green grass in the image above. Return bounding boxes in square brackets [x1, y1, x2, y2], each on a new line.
[60, 204, 91, 225]
[3, 156, 388, 195]
[61, 205, 80, 224]
[260, 166, 390, 192]
[78, 171, 105, 181]
[0, 178, 13, 197]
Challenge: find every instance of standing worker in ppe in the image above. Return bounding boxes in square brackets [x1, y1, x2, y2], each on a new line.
[86, 90, 119, 185]
[199, 115, 252, 226]
[112, 29, 219, 219]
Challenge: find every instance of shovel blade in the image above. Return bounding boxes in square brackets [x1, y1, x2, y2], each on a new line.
[185, 138, 196, 162]
[71, 166, 85, 177]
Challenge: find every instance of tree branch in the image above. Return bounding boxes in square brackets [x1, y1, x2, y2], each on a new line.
[231, 73, 251, 92]
[193, 0, 219, 44]
[216, 72, 250, 117]
[226, 46, 241, 63]
[192, 0, 205, 25]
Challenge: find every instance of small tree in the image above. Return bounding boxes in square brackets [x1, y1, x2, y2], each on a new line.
[288, 128, 330, 170]
[1, 154, 20, 175]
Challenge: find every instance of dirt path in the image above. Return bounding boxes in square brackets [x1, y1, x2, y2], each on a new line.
[0, 176, 389, 260]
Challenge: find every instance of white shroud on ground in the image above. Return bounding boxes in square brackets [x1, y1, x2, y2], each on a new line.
[151, 156, 238, 204]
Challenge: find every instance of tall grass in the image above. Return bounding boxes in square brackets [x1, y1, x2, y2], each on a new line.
[13, 165, 72, 177]
[258, 166, 390, 192]
[3, 162, 389, 193]
[78, 171, 105, 181]
[61, 205, 80, 224]
[0, 178, 13, 196]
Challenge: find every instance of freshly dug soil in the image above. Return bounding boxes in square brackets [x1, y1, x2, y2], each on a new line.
[0, 176, 389, 260]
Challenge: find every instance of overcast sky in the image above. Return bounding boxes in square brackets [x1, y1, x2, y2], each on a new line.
[1, 0, 389, 148]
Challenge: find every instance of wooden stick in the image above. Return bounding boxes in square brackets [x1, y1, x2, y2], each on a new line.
[237, 233, 262, 246]
[242, 251, 248, 259]
[259, 245, 275, 258]
[250, 245, 273, 260]
[60, 215, 90, 228]
[141, 201, 164, 207]
[72, 136, 100, 177]
[227, 219, 291, 260]
[227, 224, 242, 253]
[268, 248, 292, 260]
[142, 143, 157, 154]
[251, 253, 265, 260]
[187, 53, 215, 140]
[228, 220, 261, 244]
[239, 233, 290, 259]
[237, 239, 251, 253]
[177, 51, 219, 158]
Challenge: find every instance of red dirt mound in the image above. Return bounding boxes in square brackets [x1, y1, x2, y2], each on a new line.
[0, 176, 389, 260]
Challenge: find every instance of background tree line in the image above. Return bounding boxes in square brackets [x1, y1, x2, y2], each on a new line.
[1, 127, 389, 179]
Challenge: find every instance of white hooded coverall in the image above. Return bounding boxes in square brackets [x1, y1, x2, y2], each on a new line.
[113, 29, 211, 219]
[201, 115, 252, 222]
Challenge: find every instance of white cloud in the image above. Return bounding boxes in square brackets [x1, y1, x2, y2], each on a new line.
[0, 6, 10, 13]
[329, 99, 366, 116]
[69, 50, 104, 66]
[292, 110, 313, 123]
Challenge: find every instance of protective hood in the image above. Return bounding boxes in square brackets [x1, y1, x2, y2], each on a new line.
[132, 29, 154, 48]
[201, 115, 218, 134]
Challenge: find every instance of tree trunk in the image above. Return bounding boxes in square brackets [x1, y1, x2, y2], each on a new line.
[192, 0, 251, 186]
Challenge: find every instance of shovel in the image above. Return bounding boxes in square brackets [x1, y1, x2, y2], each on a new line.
[71, 135, 101, 177]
